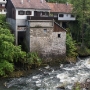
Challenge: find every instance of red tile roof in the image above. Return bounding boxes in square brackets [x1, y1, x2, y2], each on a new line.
[47, 3, 73, 13]
[11, 0, 50, 10]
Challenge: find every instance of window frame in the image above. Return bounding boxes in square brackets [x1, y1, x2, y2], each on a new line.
[18, 11, 25, 15]
[26, 11, 32, 15]
[58, 34, 61, 38]
[71, 14, 75, 18]
[44, 29, 47, 33]
[59, 14, 64, 17]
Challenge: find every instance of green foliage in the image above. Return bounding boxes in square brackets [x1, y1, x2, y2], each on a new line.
[0, 61, 14, 76]
[26, 52, 42, 66]
[66, 34, 78, 58]
[0, 15, 9, 29]
[71, 0, 90, 45]
[78, 46, 90, 56]
[0, 15, 26, 76]
[73, 82, 81, 90]
[68, 21, 81, 42]
[46, 0, 68, 3]
[84, 23, 90, 48]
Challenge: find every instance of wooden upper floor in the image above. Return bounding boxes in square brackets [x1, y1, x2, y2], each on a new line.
[5, 0, 75, 21]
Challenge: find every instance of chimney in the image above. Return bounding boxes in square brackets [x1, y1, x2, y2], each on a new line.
[41, 0, 43, 3]
[21, 0, 23, 4]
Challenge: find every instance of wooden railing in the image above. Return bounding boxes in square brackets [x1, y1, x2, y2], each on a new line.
[27, 16, 56, 20]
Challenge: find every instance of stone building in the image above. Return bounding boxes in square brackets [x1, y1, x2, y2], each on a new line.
[47, 2, 76, 28]
[5, 0, 68, 61]
[26, 17, 66, 60]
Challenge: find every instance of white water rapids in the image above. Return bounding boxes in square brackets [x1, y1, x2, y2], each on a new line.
[3, 57, 90, 90]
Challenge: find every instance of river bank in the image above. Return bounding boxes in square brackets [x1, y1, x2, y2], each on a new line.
[0, 57, 89, 90]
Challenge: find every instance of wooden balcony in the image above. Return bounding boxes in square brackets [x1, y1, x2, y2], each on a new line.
[27, 16, 54, 20]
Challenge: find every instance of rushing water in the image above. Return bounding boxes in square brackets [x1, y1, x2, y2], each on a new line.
[0, 57, 90, 90]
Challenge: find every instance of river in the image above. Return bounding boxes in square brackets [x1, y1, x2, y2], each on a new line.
[0, 57, 90, 90]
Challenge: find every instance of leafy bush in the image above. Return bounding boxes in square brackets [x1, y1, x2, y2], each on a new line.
[0, 15, 26, 76]
[0, 61, 14, 76]
[73, 82, 81, 90]
[26, 52, 42, 67]
[66, 34, 78, 57]
[78, 46, 90, 56]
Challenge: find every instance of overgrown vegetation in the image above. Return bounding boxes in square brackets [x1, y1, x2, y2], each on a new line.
[66, 0, 90, 57]
[46, 0, 71, 3]
[73, 82, 81, 90]
[66, 33, 78, 62]
[0, 15, 41, 77]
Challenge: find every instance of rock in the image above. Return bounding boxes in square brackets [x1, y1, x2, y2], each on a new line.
[56, 86, 65, 90]
[86, 78, 90, 83]
[82, 88, 86, 90]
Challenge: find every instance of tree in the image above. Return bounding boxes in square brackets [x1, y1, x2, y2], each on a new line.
[66, 34, 78, 62]
[0, 15, 26, 76]
[71, 0, 90, 46]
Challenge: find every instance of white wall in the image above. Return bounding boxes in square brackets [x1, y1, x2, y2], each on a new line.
[16, 9, 50, 19]
[0, 0, 6, 3]
[58, 13, 76, 21]
[16, 9, 34, 19]
[0, 9, 6, 14]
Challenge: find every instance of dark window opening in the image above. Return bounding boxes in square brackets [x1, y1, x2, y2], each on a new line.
[62, 22, 67, 28]
[42, 12, 45, 15]
[18, 31, 26, 51]
[18, 11, 25, 15]
[58, 34, 61, 38]
[44, 29, 47, 32]
[4, 9, 6, 12]
[26, 11, 32, 15]
[71, 14, 74, 17]
[59, 14, 64, 17]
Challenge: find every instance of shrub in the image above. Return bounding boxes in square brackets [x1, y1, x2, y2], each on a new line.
[26, 52, 42, 67]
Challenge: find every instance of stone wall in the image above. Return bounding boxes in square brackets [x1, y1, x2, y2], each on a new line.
[29, 20, 53, 27]
[26, 20, 66, 62]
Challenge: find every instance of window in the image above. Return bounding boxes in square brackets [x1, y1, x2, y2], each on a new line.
[42, 12, 45, 15]
[59, 14, 64, 17]
[44, 29, 47, 33]
[71, 14, 74, 17]
[18, 11, 25, 15]
[26, 11, 32, 15]
[58, 34, 61, 38]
